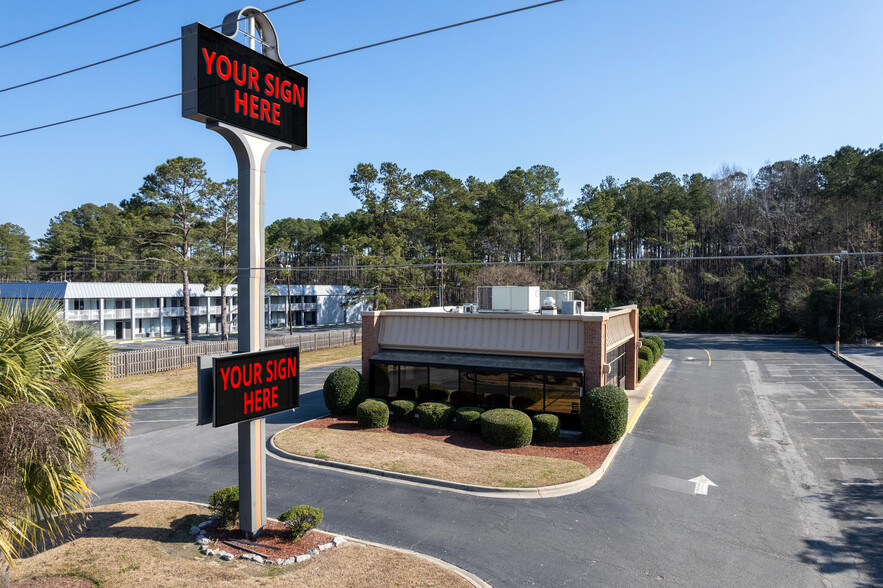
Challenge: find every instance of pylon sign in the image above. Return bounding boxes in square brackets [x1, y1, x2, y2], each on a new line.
[213, 347, 300, 428]
[182, 22, 308, 148]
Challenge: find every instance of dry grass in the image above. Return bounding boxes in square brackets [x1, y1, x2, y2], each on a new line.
[274, 427, 590, 487]
[111, 344, 361, 404]
[11, 501, 472, 588]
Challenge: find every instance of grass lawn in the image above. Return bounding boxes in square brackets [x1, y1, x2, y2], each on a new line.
[274, 422, 592, 488]
[111, 344, 361, 404]
[10, 501, 472, 588]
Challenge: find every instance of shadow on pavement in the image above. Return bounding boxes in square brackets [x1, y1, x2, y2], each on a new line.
[798, 483, 883, 588]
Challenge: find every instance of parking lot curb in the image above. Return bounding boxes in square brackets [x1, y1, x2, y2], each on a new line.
[821, 344, 883, 387]
[268, 358, 670, 499]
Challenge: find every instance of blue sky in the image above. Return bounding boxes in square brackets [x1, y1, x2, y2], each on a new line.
[1, 0, 882, 241]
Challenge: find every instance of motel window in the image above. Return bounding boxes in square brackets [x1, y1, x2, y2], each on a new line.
[71, 299, 85, 311]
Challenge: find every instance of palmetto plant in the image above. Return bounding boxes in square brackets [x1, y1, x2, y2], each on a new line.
[0, 301, 130, 582]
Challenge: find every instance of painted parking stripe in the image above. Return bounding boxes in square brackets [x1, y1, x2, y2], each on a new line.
[131, 419, 194, 423]
[813, 438, 883, 440]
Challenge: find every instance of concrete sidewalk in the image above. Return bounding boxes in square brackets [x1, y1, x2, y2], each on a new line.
[821, 343, 883, 386]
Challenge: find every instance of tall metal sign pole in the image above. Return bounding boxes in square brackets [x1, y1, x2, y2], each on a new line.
[184, 6, 308, 537]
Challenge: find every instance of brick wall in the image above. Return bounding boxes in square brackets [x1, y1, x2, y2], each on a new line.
[361, 311, 381, 377]
[625, 308, 639, 389]
[583, 320, 607, 390]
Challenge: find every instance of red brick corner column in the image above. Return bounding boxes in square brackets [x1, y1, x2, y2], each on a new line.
[624, 308, 639, 390]
[361, 311, 382, 377]
[583, 319, 607, 391]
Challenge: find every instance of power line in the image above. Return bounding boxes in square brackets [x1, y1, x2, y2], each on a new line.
[0, 1, 142, 50]
[0, 0, 566, 139]
[289, 0, 565, 67]
[0, 92, 185, 139]
[1, 251, 879, 274]
[0, 0, 310, 95]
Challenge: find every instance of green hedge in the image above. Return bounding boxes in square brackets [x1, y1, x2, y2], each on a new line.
[480, 409, 532, 448]
[208, 485, 239, 529]
[356, 399, 389, 429]
[389, 399, 417, 421]
[580, 385, 628, 444]
[641, 337, 660, 362]
[638, 358, 650, 381]
[532, 413, 560, 444]
[453, 406, 484, 432]
[278, 505, 323, 540]
[638, 345, 654, 364]
[646, 335, 665, 358]
[416, 402, 455, 429]
[322, 367, 367, 415]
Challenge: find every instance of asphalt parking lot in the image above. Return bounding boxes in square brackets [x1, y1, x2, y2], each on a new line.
[96, 335, 882, 586]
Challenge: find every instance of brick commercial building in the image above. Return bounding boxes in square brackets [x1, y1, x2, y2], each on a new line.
[361, 295, 639, 428]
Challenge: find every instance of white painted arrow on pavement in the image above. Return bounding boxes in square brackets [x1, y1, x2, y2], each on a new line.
[689, 475, 717, 495]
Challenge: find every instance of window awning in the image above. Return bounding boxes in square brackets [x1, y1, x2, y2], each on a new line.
[370, 349, 584, 375]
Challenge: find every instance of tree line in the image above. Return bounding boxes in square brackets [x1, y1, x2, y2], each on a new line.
[2, 144, 883, 342]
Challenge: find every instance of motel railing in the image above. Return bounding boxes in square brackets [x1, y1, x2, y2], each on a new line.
[108, 326, 362, 378]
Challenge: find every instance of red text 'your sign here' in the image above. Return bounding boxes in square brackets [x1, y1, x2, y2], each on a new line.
[182, 22, 308, 148]
[213, 347, 300, 427]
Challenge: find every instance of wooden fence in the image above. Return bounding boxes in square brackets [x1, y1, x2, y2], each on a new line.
[109, 327, 362, 378]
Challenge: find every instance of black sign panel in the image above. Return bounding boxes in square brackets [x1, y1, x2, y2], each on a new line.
[182, 23, 307, 148]
[213, 347, 299, 427]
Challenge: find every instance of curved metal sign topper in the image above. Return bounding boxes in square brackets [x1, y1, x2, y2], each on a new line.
[221, 6, 284, 64]
[181, 6, 308, 148]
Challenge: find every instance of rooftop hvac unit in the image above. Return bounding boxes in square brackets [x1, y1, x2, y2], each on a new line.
[561, 300, 584, 315]
[540, 289, 574, 305]
[475, 286, 541, 312]
[463, 303, 479, 313]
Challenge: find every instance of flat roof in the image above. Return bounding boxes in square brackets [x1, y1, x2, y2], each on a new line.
[370, 349, 585, 375]
[364, 304, 636, 322]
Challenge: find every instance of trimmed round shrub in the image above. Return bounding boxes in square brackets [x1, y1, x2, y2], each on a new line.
[417, 382, 448, 402]
[480, 408, 533, 448]
[208, 485, 239, 529]
[453, 406, 484, 432]
[356, 399, 389, 429]
[638, 358, 650, 381]
[532, 413, 560, 444]
[322, 367, 367, 415]
[638, 345, 654, 364]
[389, 399, 417, 421]
[416, 402, 455, 429]
[278, 505, 323, 540]
[646, 335, 665, 357]
[581, 385, 629, 444]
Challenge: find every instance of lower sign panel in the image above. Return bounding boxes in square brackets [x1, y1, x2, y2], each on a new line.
[213, 347, 300, 427]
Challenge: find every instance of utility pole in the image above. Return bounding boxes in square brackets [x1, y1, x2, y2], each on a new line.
[287, 266, 293, 335]
[835, 250, 847, 358]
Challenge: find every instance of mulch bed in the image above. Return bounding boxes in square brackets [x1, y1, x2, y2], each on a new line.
[297, 416, 612, 471]
[202, 519, 335, 561]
